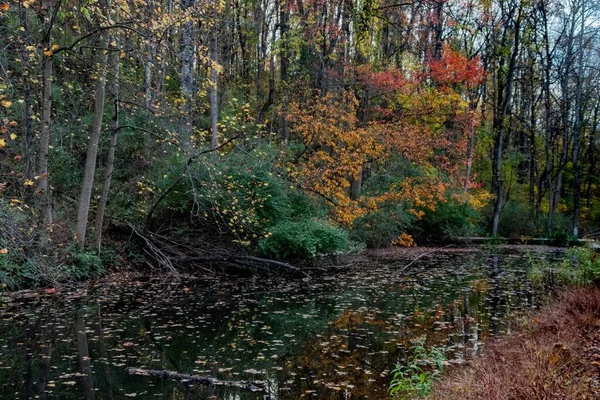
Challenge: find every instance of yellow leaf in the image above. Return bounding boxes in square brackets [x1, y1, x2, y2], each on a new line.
[43, 50, 52, 57]
[10, 133, 17, 140]
[1, 100, 12, 108]
[24, 179, 34, 186]
[0, 139, 5, 148]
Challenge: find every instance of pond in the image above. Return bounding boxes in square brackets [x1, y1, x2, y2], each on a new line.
[0, 246, 563, 399]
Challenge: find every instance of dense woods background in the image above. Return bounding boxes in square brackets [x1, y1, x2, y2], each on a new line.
[0, 0, 599, 287]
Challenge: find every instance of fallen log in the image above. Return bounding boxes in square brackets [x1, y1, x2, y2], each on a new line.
[127, 368, 263, 392]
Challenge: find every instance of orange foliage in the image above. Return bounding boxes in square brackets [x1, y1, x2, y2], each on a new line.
[427, 44, 486, 89]
[288, 92, 385, 225]
[288, 46, 486, 231]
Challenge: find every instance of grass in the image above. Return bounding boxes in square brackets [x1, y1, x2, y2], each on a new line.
[429, 287, 600, 399]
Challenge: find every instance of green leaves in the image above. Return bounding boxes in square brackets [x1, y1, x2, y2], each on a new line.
[389, 338, 446, 399]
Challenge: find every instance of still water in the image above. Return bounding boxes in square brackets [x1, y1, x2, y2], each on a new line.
[0, 246, 562, 399]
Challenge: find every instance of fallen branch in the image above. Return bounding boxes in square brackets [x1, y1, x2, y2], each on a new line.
[109, 219, 178, 275]
[393, 245, 453, 272]
[127, 368, 263, 392]
[182, 255, 309, 277]
[109, 218, 308, 277]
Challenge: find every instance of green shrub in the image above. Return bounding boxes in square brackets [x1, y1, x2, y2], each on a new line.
[65, 245, 105, 280]
[528, 247, 600, 287]
[147, 145, 327, 247]
[417, 195, 483, 241]
[495, 200, 538, 238]
[351, 205, 415, 248]
[258, 219, 350, 259]
[389, 337, 446, 399]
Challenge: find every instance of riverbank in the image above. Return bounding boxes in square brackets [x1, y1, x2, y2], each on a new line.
[430, 287, 600, 399]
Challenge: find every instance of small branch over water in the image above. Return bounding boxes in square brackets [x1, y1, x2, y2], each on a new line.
[127, 368, 263, 392]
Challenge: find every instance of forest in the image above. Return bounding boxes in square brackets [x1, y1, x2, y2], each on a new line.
[0, 0, 599, 283]
[2, 1, 600, 399]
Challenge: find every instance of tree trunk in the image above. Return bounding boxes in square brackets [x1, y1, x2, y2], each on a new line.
[180, 0, 195, 139]
[38, 0, 56, 239]
[280, 0, 289, 142]
[75, 41, 109, 246]
[350, 168, 362, 200]
[18, 6, 34, 184]
[491, 3, 522, 237]
[93, 7, 120, 254]
[209, 11, 219, 149]
[572, 0, 585, 238]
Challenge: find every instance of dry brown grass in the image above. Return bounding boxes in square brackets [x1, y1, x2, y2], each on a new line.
[430, 288, 600, 400]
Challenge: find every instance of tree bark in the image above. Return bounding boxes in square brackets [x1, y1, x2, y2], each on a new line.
[209, 9, 219, 149]
[180, 0, 195, 139]
[93, 7, 120, 254]
[491, 2, 522, 237]
[280, 0, 290, 142]
[37, 0, 56, 239]
[572, 0, 585, 238]
[76, 39, 109, 246]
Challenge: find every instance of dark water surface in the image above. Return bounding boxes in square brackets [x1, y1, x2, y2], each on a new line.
[0, 246, 563, 399]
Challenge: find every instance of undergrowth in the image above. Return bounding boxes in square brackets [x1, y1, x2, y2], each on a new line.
[528, 247, 600, 288]
[389, 337, 446, 399]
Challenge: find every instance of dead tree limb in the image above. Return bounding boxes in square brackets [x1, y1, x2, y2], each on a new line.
[127, 368, 263, 392]
[116, 221, 178, 275]
[182, 255, 309, 277]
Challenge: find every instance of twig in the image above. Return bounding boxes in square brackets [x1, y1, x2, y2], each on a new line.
[393, 245, 454, 272]
[127, 368, 263, 392]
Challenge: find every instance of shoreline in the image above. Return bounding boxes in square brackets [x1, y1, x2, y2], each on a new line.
[430, 286, 600, 399]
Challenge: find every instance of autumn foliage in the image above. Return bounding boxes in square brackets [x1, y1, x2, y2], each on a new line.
[287, 45, 488, 245]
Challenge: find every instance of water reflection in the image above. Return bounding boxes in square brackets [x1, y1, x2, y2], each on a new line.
[75, 308, 95, 400]
[0, 247, 561, 399]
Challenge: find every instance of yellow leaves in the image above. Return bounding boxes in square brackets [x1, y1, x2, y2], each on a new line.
[43, 50, 53, 57]
[0, 139, 5, 148]
[393, 233, 416, 248]
[466, 190, 493, 211]
[23, 179, 34, 186]
[10, 133, 17, 140]
[1, 99, 12, 108]
[397, 177, 448, 218]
